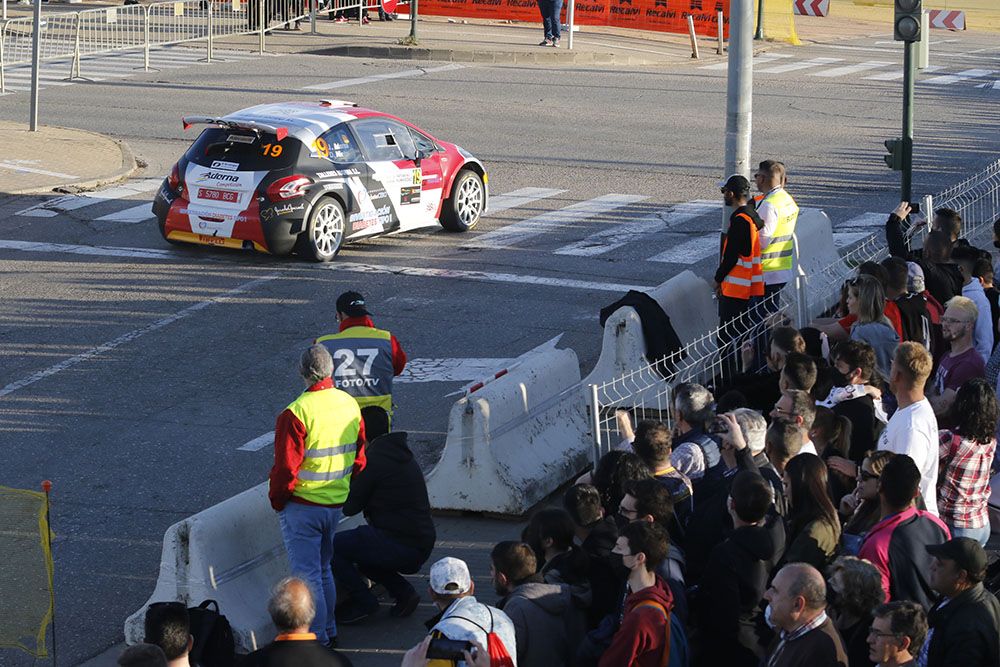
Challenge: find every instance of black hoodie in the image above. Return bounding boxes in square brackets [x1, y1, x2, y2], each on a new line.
[694, 513, 786, 666]
[342, 431, 436, 556]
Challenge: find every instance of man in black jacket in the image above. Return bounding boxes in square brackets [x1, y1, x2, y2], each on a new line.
[694, 470, 786, 666]
[885, 203, 964, 307]
[331, 407, 436, 624]
[922, 538, 1000, 667]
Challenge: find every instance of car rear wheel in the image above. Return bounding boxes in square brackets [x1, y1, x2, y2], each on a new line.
[440, 169, 484, 232]
[299, 197, 345, 262]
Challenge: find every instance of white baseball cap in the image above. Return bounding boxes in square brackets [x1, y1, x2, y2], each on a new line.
[429, 557, 472, 595]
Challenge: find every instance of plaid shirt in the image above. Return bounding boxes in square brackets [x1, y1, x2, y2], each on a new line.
[937, 430, 996, 528]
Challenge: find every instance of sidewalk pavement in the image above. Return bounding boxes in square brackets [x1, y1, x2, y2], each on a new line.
[0, 121, 136, 196]
[76, 512, 529, 667]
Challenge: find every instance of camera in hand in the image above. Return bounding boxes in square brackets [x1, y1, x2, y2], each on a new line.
[707, 417, 729, 435]
[427, 637, 477, 660]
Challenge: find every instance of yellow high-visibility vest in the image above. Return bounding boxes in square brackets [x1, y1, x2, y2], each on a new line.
[760, 188, 799, 285]
[286, 387, 361, 505]
[316, 326, 394, 414]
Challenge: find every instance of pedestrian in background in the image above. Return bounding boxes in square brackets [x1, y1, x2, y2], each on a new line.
[269, 345, 366, 648]
[753, 160, 799, 302]
[536, 0, 563, 47]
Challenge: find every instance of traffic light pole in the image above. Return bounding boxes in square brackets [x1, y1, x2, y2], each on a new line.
[901, 40, 915, 202]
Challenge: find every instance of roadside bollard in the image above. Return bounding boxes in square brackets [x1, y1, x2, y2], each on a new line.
[688, 15, 699, 59]
[717, 9, 723, 55]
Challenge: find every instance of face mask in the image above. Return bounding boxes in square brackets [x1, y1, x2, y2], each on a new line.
[609, 552, 630, 580]
[764, 604, 777, 629]
[613, 513, 629, 531]
[994, 240, 1000, 249]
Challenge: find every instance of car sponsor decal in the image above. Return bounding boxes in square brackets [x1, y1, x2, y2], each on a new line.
[261, 202, 306, 221]
[211, 160, 240, 171]
[317, 168, 361, 178]
[400, 186, 420, 205]
[413, 168, 422, 185]
[350, 204, 392, 230]
[227, 134, 255, 144]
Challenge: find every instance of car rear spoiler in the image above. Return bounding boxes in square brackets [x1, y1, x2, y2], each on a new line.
[181, 116, 289, 141]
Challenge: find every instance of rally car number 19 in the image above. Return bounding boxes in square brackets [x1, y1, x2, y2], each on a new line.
[152, 99, 489, 261]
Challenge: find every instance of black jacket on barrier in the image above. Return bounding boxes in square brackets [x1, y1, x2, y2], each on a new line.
[342, 431, 436, 557]
[600, 291, 683, 368]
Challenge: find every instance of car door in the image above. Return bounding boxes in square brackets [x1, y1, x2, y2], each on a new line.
[351, 118, 435, 232]
[406, 126, 447, 224]
[311, 123, 389, 240]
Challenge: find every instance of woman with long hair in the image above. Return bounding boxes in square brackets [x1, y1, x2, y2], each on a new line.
[590, 450, 651, 518]
[810, 406, 855, 504]
[827, 556, 886, 667]
[839, 450, 896, 555]
[847, 274, 900, 381]
[781, 453, 841, 571]
[938, 377, 998, 546]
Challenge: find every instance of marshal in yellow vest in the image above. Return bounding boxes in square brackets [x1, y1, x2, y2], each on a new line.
[286, 387, 362, 505]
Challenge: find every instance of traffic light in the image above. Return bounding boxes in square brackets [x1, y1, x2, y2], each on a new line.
[894, 0, 922, 42]
[884, 138, 904, 170]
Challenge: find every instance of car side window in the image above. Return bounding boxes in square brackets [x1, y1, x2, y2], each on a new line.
[352, 119, 417, 162]
[317, 124, 363, 164]
[408, 128, 437, 155]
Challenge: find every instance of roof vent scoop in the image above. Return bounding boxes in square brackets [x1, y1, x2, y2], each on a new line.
[319, 99, 358, 107]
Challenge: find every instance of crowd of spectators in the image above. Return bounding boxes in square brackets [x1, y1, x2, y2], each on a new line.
[126, 211, 1000, 667]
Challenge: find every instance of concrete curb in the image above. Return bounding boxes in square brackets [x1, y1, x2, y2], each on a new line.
[6, 130, 138, 196]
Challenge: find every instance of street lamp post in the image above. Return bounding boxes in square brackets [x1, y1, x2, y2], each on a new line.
[724, 0, 754, 231]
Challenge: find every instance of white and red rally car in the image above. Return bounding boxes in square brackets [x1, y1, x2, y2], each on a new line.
[153, 100, 488, 261]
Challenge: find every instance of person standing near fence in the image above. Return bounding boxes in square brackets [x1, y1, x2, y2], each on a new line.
[536, 0, 563, 47]
[754, 160, 800, 303]
[713, 175, 764, 377]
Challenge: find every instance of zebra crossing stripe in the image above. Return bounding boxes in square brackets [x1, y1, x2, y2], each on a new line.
[756, 57, 843, 74]
[554, 199, 717, 258]
[466, 194, 648, 249]
[699, 53, 792, 71]
[96, 203, 155, 224]
[810, 61, 893, 78]
[646, 235, 719, 265]
[865, 65, 944, 81]
[16, 178, 163, 218]
[923, 68, 995, 85]
[487, 187, 565, 215]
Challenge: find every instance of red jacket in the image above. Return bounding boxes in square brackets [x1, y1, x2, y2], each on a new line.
[268, 378, 367, 512]
[330, 315, 408, 376]
[599, 575, 673, 667]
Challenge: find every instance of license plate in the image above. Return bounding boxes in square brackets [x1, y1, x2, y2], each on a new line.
[197, 187, 240, 203]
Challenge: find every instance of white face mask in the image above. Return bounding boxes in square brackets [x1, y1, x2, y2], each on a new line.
[764, 604, 777, 629]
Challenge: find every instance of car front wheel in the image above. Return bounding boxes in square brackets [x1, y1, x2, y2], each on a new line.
[298, 197, 345, 262]
[440, 169, 484, 232]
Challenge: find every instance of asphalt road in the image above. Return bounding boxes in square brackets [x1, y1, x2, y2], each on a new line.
[1, 26, 1000, 665]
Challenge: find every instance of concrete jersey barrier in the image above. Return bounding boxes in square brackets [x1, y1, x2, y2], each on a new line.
[125, 482, 362, 653]
[424, 337, 591, 515]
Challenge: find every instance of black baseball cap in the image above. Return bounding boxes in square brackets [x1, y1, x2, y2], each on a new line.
[926, 537, 988, 577]
[336, 291, 369, 317]
[719, 174, 751, 195]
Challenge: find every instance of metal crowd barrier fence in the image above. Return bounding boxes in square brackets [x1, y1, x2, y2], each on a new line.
[587, 157, 1000, 463]
[0, 0, 314, 93]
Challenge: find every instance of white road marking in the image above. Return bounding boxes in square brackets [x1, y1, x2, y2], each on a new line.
[554, 199, 717, 257]
[466, 194, 648, 249]
[0, 239, 175, 259]
[396, 358, 516, 383]
[487, 187, 565, 215]
[0, 162, 78, 179]
[0, 275, 278, 399]
[700, 53, 792, 70]
[646, 234, 719, 265]
[302, 64, 466, 91]
[810, 61, 893, 77]
[974, 79, 1000, 90]
[757, 57, 843, 74]
[238, 432, 275, 452]
[0, 240, 656, 292]
[865, 65, 944, 81]
[16, 178, 163, 217]
[325, 261, 655, 292]
[923, 68, 995, 85]
[96, 202, 155, 224]
[834, 231, 875, 248]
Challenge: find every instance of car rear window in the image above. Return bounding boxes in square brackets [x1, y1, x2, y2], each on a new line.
[185, 128, 300, 171]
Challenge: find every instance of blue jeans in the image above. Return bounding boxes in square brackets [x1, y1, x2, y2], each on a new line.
[537, 0, 562, 40]
[331, 525, 426, 607]
[949, 523, 992, 547]
[278, 502, 343, 643]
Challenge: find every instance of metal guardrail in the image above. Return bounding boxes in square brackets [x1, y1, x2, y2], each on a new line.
[0, 0, 341, 92]
[587, 158, 1000, 462]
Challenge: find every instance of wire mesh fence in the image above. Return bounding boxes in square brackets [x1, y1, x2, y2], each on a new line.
[588, 158, 1000, 463]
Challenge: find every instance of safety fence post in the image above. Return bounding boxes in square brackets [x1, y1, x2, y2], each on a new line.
[1, 22, 6, 94]
[687, 14, 699, 59]
[143, 5, 150, 71]
[206, 0, 213, 62]
[589, 383, 602, 470]
[71, 13, 81, 79]
[716, 9, 723, 54]
[258, 0, 265, 53]
[918, 10, 929, 70]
